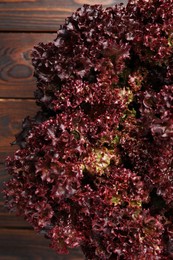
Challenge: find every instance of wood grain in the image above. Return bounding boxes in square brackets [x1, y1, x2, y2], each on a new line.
[0, 228, 83, 259]
[0, 33, 56, 98]
[0, 0, 35, 2]
[0, 0, 128, 32]
[0, 99, 38, 163]
[0, 205, 31, 228]
[0, 204, 31, 228]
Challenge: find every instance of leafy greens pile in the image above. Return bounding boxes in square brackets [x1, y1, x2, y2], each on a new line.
[3, 0, 173, 259]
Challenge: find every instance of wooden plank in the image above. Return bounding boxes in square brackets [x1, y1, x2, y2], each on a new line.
[0, 0, 128, 32]
[0, 99, 38, 163]
[0, 204, 31, 228]
[0, 206, 31, 228]
[0, 33, 56, 98]
[0, 228, 83, 259]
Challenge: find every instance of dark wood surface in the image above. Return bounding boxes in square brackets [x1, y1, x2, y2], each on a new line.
[0, 229, 83, 260]
[0, 0, 127, 258]
[0, 0, 127, 31]
[0, 33, 56, 98]
[0, 100, 38, 163]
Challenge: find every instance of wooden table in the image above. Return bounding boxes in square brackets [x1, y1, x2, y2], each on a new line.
[0, 0, 127, 259]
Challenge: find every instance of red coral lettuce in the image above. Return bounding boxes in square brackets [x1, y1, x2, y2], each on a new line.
[3, 1, 173, 259]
